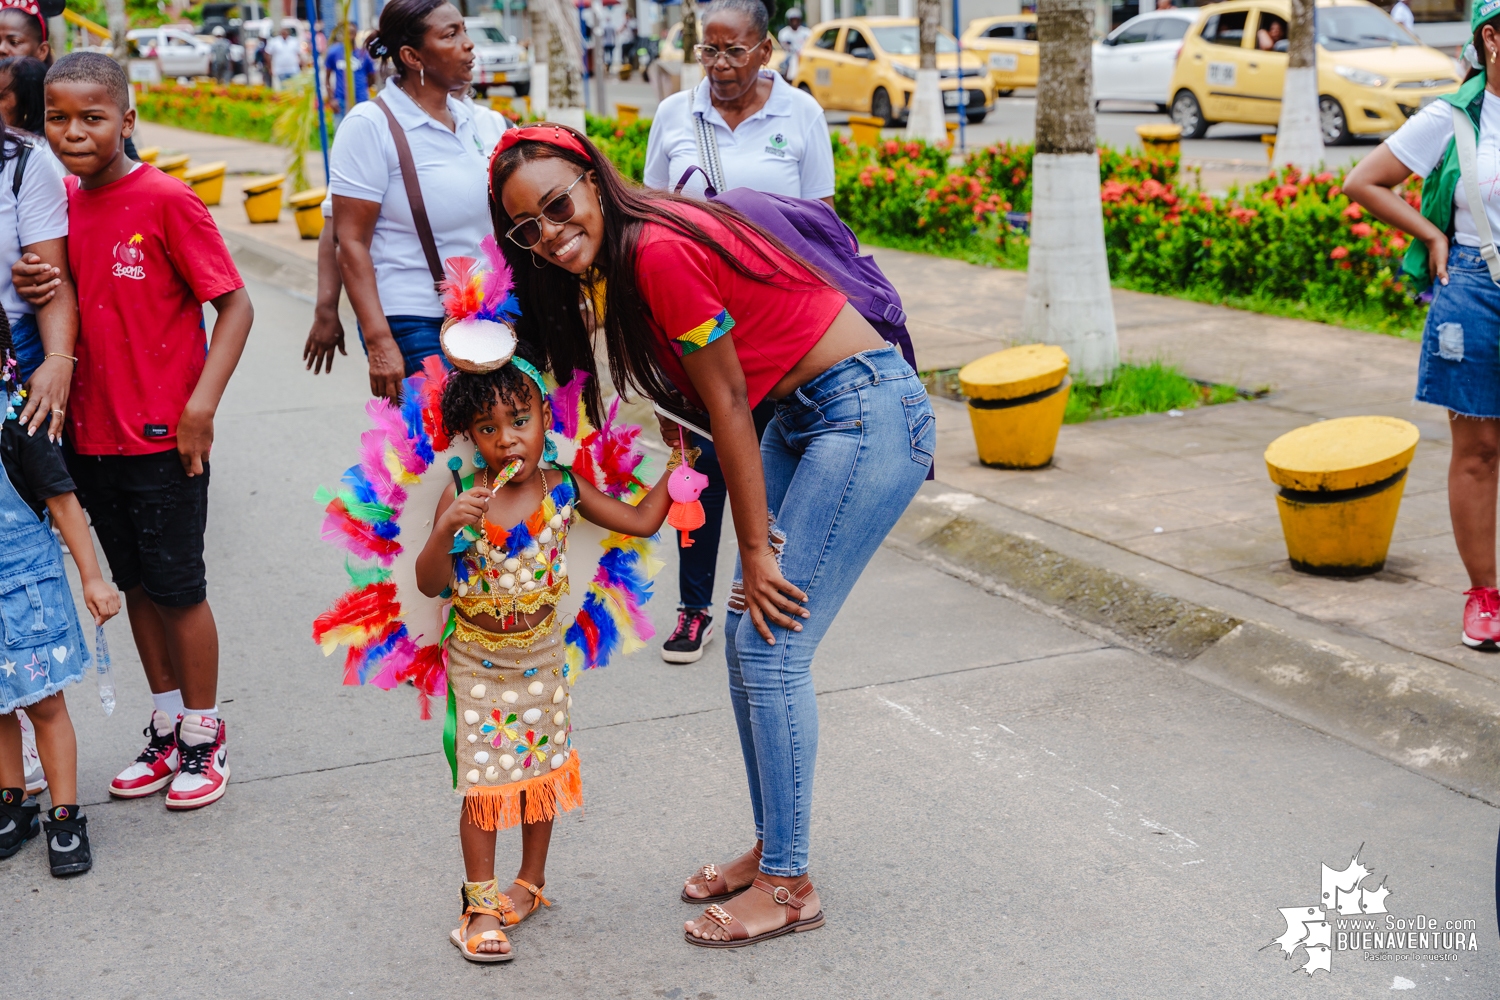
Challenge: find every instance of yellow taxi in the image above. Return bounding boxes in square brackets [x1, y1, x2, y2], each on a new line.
[658, 21, 788, 78]
[791, 17, 994, 125]
[960, 13, 1037, 95]
[1167, 0, 1461, 143]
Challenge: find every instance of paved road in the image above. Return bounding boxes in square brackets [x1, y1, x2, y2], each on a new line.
[3, 277, 1495, 998]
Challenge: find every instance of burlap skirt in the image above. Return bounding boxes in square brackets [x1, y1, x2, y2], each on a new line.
[446, 612, 581, 831]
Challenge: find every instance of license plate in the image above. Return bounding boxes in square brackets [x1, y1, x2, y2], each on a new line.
[943, 89, 966, 107]
[1207, 61, 1236, 86]
[816, 66, 831, 87]
[988, 53, 1018, 72]
[493, 71, 506, 82]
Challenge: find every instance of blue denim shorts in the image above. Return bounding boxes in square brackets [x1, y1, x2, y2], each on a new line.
[1416, 245, 1500, 418]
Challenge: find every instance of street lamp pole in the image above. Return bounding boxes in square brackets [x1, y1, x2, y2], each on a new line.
[308, 0, 331, 185]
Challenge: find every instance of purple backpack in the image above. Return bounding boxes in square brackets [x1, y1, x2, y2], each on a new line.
[674, 169, 917, 373]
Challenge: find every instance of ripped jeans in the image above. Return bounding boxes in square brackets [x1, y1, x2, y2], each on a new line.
[1417, 244, 1500, 418]
[724, 346, 935, 876]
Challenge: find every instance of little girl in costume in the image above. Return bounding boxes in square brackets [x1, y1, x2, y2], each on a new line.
[414, 337, 676, 962]
[0, 321, 120, 877]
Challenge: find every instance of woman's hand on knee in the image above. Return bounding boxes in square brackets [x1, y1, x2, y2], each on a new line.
[740, 547, 808, 645]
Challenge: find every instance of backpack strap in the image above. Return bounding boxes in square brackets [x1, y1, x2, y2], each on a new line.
[375, 95, 445, 292]
[11, 140, 30, 200]
[673, 164, 717, 198]
[1452, 102, 1500, 285]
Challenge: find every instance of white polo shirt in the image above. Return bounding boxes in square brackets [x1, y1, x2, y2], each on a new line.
[329, 78, 492, 317]
[0, 138, 67, 327]
[643, 72, 834, 201]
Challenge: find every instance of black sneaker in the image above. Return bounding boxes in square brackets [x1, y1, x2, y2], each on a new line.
[661, 609, 714, 664]
[43, 806, 91, 876]
[0, 788, 40, 858]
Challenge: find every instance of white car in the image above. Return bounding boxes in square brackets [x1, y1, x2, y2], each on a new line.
[126, 28, 212, 78]
[465, 19, 529, 97]
[1092, 9, 1198, 110]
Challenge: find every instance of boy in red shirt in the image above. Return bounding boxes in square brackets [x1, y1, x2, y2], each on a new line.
[18, 53, 253, 810]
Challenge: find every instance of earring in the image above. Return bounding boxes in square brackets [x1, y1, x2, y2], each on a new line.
[543, 432, 559, 464]
[473, 449, 487, 469]
[530, 251, 547, 269]
[420, 65, 425, 86]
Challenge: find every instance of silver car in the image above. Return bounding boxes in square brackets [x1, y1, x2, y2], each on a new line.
[465, 18, 529, 97]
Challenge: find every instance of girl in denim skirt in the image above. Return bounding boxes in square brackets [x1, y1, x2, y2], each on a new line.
[0, 317, 119, 876]
[1347, 0, 1500, 649]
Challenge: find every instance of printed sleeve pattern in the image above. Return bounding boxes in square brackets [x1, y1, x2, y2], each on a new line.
[635, 232, 736, 361]
[673, 310, 735, 356]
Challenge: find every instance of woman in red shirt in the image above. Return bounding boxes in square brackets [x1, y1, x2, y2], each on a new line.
[492, 125, 935, 948]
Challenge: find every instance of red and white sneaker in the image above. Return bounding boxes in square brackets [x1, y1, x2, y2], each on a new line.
[1462, 587, 1500, 649]
[165, 715, 229, 811]
[109, 710, 180, 798]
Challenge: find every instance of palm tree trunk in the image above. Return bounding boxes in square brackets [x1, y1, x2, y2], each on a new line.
[905, 0, 945, 142]
[105, 0, 128, 65]
[680, 0, 702, 92]
[1022, 0, 1118, 385]
[1273, 0, 1324, 170]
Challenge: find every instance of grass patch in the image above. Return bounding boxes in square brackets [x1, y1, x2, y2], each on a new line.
[921, 360, 1257, 424]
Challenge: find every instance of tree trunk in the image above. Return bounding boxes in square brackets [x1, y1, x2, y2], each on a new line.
[680, 0, 702, 92]
[1022, 0, 1118, 386]
[590, 0, 607, 114]
[905, 0, 945, 143]
[535, 0, 583, 123]
[1272, 0, 1324, 171]
[105, 0, 128, 65]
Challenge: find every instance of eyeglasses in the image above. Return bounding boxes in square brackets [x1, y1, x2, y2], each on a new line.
[694, 38, 768, 67]
[505, 173, 587, 250]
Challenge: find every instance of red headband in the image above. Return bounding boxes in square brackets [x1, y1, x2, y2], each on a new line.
[489, 124, 592, 199]
[0, 0, 46, 41]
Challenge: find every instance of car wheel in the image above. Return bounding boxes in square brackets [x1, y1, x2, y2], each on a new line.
[512, 81, 530, 98]
[966, 109, 987, 124]
[996, 88, 1014, 97]
[798, 82, 813, 95]
[1320, 95, 1351, 145]
[872, 87, 896, 126]
[1170, 89, 1209, 139]
[1155, 102, 1168, 113]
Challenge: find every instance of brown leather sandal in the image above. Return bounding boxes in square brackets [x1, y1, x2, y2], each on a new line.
[498, 879, 551, 928]
[680, 844, 762, 903]
[449, 879, 516, 963]
[683, 876, 825, 949]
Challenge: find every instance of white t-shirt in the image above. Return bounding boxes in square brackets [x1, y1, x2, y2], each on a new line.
[779, 24, 812, 53]
[266, 35, 302, 75]
[1390, 0, 1415, 30]
[643, 72, 834, 200]
[328, 79, 492, 317]
[1386, 94, 1500, 248]
[0, 138, 67, 327]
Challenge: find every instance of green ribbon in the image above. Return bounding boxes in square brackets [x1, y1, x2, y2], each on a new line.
[441, 606, 461, 789]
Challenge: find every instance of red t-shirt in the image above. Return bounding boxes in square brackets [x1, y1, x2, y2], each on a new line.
[633, 203, 846, 409]
[66, 165, 244, 456]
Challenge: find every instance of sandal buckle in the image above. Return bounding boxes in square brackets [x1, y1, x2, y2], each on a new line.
[771, 885, 793, 904]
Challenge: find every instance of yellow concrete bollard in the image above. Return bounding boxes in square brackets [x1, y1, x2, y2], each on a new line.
[242, 174, 286, 224]
[848, 113, 884, 147]
[183, 160, 227, 206]
[135, 146, 161, 164]
[155, 153, 190, 179]
[1136, 123, 1182, 160]
[288, 186, 327, 239]
[1264, 415, 1419, 576]
[958, 344, 1072, 469]
[1261, 133, 1277, 165]
[615, 102, 639, 127]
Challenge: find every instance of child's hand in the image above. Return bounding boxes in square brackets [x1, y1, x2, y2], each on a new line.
[82, 578, 120, 626]
[438, 487, 491, 535]
[12, 252, 60, 307]
[177, 404, 214, 477]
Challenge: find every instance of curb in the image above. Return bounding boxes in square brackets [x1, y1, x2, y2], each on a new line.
[220, 227, 318, 299]
[888, 484, 1500, 806]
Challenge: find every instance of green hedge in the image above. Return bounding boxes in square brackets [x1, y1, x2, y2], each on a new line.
[136, 82, 323, 147]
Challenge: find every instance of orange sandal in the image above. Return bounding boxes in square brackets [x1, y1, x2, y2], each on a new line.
[680, 843, 762, 904]
[498, 879, 551, 928]
[684, 876, 825, 949]
[449, 879, 515, 963]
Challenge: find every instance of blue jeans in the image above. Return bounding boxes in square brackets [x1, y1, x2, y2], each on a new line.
[10, 313, 41, 382]
[724, 346, 934, 876]
[1416, 244, 1500, 418]
[357, 314, 446, 377]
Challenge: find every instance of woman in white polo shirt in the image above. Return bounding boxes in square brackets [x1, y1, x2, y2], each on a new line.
[326, 0, 486, 400]
[642, 0, 834, 667]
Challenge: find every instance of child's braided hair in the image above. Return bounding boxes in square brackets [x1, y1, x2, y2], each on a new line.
[439, 340, 549, 440]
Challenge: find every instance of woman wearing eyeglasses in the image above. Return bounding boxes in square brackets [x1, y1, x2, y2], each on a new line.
[643, 0, 836, 666]
[493, 124, 934, 948]
[323, 0, 487, 400]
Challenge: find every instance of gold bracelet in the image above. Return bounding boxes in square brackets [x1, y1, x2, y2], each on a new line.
[44, 352, 77, 364]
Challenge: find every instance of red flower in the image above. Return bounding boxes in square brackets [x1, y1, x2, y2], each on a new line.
[1350, 223, 1373, 238]
[1202, 238, 1213, 248]
[1341, 203, 1363, 220]
[1329, 246, 1350, 260]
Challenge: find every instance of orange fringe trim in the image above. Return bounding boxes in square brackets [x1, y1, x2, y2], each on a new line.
[461, 752, 582, 831]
